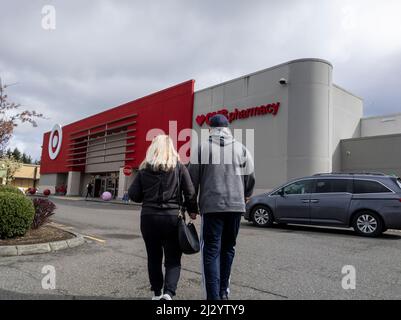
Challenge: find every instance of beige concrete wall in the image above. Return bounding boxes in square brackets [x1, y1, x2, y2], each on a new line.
[361, 113, 401, 137]
[67, 171, 82, 196]
[192, 61, 290, 190]
[331, 85, 363, 172]
[341, 134, 401, 176]
[39, 173, 67, 194]
[13, 165, 40, 179]
[11, 178, 37, 190]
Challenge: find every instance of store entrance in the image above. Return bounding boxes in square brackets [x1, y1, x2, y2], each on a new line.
[93, 172, 119, 199]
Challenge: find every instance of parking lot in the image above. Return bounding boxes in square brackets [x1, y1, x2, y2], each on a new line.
[1, 198, 401, 300]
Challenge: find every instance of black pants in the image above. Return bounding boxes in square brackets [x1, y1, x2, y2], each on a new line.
[201, 212, 242, 300]
[140, 214, 182, 296]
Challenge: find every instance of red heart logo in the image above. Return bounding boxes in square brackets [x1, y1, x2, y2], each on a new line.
[196, 114, 206, 126]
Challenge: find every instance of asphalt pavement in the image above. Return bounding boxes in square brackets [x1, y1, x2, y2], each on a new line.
[1, 198, 401, 300]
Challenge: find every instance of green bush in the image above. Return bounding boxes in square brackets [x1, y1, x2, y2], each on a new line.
[0, 192, 35, 239]
[0, 185, 24, 195]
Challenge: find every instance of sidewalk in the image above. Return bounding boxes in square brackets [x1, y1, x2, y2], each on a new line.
[43, 195, 142, 208]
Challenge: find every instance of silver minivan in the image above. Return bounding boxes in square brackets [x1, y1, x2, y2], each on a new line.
[245, 173, 401, 237]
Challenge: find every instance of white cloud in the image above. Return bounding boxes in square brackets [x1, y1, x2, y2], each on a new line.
[0, 0, 400, 160]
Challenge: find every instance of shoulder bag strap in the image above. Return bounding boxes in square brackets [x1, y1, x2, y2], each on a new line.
[175, 163, 185, 219]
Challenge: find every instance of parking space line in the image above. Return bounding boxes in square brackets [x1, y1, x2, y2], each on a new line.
[49, 222, 75, 230]
[83, 235, 106, 243]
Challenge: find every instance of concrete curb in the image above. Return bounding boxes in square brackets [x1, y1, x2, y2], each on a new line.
[31, 195, 141, 208]
[82, 198, 140, 207]
[0, 228, 86, 258]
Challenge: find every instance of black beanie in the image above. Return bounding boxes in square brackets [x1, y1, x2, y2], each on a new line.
[209, 114, 229, 127]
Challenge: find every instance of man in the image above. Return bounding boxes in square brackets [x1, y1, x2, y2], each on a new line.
[189, 114, 255, 300]
[85, 182, 93, 199]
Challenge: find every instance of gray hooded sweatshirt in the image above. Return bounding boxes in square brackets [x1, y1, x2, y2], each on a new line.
[188, 127, 255, 214]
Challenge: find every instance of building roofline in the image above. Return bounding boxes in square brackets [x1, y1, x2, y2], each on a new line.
[43, 79, 195, 134]
[18, 164, 40, 168]
[195, 58, 333, 93]
[12, 176, 40, 180]
[362, 112, 401, 121]
[332, 83, 363, 101]
[341, 132, 401, 143]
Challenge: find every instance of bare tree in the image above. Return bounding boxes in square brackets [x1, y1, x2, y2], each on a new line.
[0, 77, 44, 154]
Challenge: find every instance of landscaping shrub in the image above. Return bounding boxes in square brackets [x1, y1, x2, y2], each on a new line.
[0, 185, 24, 195]
[31, 198, 56, 229]
[0, 192, 35, 239]
[43, 189, 51, 196]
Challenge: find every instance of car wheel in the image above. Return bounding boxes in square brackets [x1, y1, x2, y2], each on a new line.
[352, 211, 383, 237]
[251, 205, 274, 227]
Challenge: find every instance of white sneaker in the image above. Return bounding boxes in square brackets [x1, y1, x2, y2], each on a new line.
[160, 293, 172, 300]
[152, 294, 163, 300]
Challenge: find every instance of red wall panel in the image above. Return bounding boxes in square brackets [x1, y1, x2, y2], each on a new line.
[40, 80, 194, 174]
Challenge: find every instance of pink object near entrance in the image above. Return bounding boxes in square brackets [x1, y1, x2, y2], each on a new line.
[101, 191, 112, 201]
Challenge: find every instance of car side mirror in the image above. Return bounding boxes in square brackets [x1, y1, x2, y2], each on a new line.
[277, 189, 285, 197]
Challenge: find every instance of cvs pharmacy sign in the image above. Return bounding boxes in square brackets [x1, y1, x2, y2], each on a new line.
[195, 102, 280, 127]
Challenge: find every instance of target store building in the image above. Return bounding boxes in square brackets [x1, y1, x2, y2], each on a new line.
[39, 58, 401, 198]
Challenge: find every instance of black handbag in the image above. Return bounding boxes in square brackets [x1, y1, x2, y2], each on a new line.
[176, 165, 200, 255]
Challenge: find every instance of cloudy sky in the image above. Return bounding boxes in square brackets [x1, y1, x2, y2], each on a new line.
[1, 0, 401, 160]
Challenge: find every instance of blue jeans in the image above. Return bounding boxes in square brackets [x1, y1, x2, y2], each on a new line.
[201, 212, 242, 300]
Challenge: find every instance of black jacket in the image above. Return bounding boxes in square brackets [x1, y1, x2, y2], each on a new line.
[128, 162, 198, 215]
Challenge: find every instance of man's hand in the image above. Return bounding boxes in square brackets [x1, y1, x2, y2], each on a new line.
[245, 197, 250, 203]
[189, 213, 198, 220]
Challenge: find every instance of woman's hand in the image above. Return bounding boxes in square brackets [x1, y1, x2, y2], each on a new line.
[189, 213, 198, 220]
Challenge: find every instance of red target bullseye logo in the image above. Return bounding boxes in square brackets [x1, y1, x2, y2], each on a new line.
[48, 124, 63, 160]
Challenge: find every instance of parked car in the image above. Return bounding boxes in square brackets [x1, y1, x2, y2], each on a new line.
[245, 173, 401, 237]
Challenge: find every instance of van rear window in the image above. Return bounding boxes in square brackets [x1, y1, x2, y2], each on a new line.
[353, 180, 392, 194]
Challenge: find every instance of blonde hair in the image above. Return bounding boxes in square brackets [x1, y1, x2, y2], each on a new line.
[139, 135, 180, 171]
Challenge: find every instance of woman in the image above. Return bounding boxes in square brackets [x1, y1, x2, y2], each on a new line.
[128, 135, 198, 300]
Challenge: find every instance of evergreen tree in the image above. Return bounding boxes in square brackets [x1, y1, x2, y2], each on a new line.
[12, 147, 21, 161]
[22, 153, 33, 164]
[5, 149, 35, 164]
[21, 153, 27, 164]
